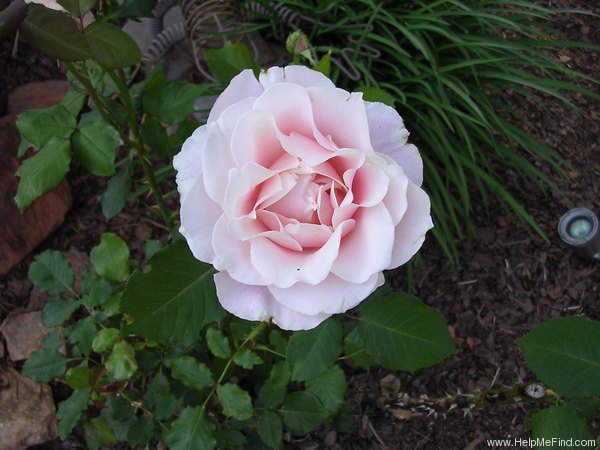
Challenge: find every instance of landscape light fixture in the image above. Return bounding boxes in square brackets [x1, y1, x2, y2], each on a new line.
[557, 207, 600, 260]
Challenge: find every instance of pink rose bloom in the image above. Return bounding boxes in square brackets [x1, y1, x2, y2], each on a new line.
[174, 66, 433, 330]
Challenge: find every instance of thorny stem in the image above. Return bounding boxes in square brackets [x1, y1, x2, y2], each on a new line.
[118, 389, 167, 431]
[201, 321, 269, 411]
[65, 62, 175, 233]
[107, 68, 176, 233]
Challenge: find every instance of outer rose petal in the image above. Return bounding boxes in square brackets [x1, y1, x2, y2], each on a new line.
[215, 272, 330, 330]
[212, 215, 266, 285]
[388, 182, 434, 267]
[174, 125, 207, 205]
[259, 65, 335, 89]
[308, 87, 374, 151]
[365, 101, 423, 186]
[268, 272, 384, 316]
[179, 179, 222, 263]
[208, 70, 264, 122]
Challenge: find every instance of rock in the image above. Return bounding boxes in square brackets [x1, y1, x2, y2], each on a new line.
[0, 367, 58, 450]
[0, 114, 72, 275]
[7, 80, 70, 114]
[0, 311, 57, 361]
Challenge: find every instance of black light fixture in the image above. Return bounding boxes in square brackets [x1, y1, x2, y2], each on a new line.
[558, 208, 600, 260]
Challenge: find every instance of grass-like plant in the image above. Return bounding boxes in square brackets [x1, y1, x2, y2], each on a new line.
[246, 0, 600, 262]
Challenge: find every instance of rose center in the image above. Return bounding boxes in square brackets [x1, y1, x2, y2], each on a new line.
[265, 173, 320, 223]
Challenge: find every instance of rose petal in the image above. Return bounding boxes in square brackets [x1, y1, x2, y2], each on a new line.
[308, 87, 373, 151]
[250, 219, 354, 288]
[179, 178, 222, 263]
[202, 123, 235, 206]
[279, 132, 333, 167]
[208, 69, 263, 122]
[269, 272, 384, 316]
[224, 163, 277, 218]
[215, 272, 330, 330]
[365, 101, 423, 186]
[253, 82, 315, 137]
[266, 174, 318, 222]
[216, 96, 256, 137]
[174, 125, 207, 204]
[348, 163, 389, 207]
[380, 162, 409, 225]
[388, 182, 434, 267]
[259, 65, 335, 89]
[231, 110, 285, 168]
[212, 215, 265, 285]
[283, 222, 332, 248]
[332, 203, 394, 283]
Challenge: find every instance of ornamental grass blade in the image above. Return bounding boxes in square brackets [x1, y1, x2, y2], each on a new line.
[121, 240, 225, 345]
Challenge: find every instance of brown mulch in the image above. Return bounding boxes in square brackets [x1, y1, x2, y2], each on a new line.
[1, 1, 599, 449]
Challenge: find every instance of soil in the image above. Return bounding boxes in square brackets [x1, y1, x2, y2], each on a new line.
[0, 1, 599, 449]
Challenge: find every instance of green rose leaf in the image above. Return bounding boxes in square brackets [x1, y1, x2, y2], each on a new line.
[90, 233, 130, 282]
[258, 361, 290, 408]
[355, 87, 396, 107]
[204, 41, 259, 85]
[101, 169, 131, 221]
[59, 88, 86, 117]
[57, 0, 97, 16]
[28, 250, 74, 295]
[15, 137, 71, 212]
[16, 104, 76, 148]
[57, 387, 91, 439]
[83, 417, 117, 450]
[165, 407, 216, 450]
[126, 417, 154, 445]
[121, 240, 226, 345]
[206, 327, 231, 359]
[233, 348, 264, 369]
[113, 0, 156, 20]
[68, 316, 97, 357]
[564, 398, 600, 423]
[84, 22, 141, 69]
[287, 317, 342, 381]
[42, 297, 80, 327]
[22, 348, 67, 382]
[517, 316, 600, 398]
[72, 121, 122, 176]
[305, 365, 345, 414]
[80, 271, 113, 309]
[531, 407, 594, 449]
[344, 326, 376, 368]
[92, 328, 120, 353]
[19, 4, 90, 61]
[171, 356, 213, 391]
[216, 383, 253, 421]
[142, 81, 206, 124]
[66, 366, 90, 389]
[357, 292, 456, 371]
[280, 391, 328, 435]
[106, 341, 138, 380]
[257, 410, 283, 449]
